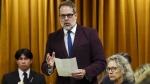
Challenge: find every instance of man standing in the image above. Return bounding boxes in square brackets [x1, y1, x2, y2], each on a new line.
[42, 1, 106, 84]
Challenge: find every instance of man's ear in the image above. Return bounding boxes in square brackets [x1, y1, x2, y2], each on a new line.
[30, 59, 32, 64]
[75, 13, 77, 17]
[16, 60, 18, 64]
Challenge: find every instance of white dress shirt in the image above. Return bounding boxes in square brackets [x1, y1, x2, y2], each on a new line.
[18, 68, 30, 82]
[63, 24, 77, 56]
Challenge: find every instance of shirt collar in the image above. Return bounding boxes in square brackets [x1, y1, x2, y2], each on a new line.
[63, 24, 77, 35]
[18, 68, 30, 77]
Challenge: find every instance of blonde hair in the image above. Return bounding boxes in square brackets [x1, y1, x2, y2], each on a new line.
[136, 69, 150, 84]
[134, 63, 150, 80]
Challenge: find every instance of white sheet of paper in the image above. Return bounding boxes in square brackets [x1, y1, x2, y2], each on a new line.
[54, 57, 78, 76]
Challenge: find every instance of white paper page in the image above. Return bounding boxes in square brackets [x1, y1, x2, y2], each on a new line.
[54, 57, 78, 76]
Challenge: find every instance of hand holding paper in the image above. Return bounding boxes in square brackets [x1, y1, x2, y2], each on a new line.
[71, 69, 86, 79]
[54, 57, 78, 76]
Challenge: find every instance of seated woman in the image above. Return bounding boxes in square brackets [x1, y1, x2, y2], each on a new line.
[97, 52, 132, 84]
[102, 54, 135, 84]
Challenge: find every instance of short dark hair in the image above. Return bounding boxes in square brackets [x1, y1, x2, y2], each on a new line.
[59, 1, 76, 13]
[116, 52, 132, 63]
[15, 48, 33, 60]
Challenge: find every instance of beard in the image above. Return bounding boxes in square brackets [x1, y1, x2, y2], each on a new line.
[62, 22, 75, 30]
[60, 20, 76, 30]
[63, 22, 72, 30]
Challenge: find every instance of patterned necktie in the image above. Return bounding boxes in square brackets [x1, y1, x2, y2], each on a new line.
[67, 31, 72, 57]
[23, 72, 28, 84]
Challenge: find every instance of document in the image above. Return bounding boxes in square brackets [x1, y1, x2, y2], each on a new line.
[54, 57, 78, 76]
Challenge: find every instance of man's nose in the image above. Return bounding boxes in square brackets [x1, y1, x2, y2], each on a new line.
[22, 59, 26, 63]
[64, 16, 69, 20]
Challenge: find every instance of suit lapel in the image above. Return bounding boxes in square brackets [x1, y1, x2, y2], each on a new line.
[59, 25, 83, 58]
[29, 70, 34, 83]
[72, 24, 83, 57]
[59, 29, 68, 58]
[13, 71, 21, 83]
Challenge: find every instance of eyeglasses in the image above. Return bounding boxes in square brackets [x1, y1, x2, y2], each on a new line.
[59, 13, 76, 19]
[106, 67, 117, 73]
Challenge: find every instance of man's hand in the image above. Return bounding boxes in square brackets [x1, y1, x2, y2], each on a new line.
[46, 52, 55, 68]
[71, 69, 86, 80]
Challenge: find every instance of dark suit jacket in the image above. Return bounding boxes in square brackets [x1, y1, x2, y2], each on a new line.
[102, 76, 135, 84]
[2, 70, 46, 84]
[42, 24, 107, 84]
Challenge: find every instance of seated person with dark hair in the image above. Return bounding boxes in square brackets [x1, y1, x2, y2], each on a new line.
[115, 52, 132, 64]
[2, 48, 46, 84]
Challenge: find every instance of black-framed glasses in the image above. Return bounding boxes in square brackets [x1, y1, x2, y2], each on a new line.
[59, 13, 76, 19]
[106, 67, 117, 73]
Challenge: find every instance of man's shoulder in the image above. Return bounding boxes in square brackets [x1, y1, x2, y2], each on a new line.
[2, 71, 18, 78]
[48, 28, 63, 37]
[77, 24, 97, 33]
[50, 28, 63, 34]
[31, 71, 45, 77]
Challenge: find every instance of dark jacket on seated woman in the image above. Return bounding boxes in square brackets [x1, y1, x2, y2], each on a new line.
[102, 76, 135, 84]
